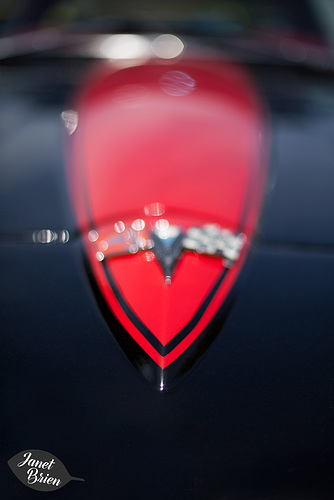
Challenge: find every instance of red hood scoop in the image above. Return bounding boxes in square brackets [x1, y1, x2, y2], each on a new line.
[68, 57, 267, 388]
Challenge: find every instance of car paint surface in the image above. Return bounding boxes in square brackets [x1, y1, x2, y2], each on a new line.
[1, 28, 334, 500]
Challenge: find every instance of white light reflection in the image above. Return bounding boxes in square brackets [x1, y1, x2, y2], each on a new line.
[96, 251, 105, 262]
[237, 233, 247, 244]
[100, 240, 109, 251]
[32, 229, 70, 244]
[129, 244, 139, 254]
[100, 34, 151, 60]
[60, 230, 70, 243]
[136, 237, 147, 249]
[144, 202, 166, 217]
[203, 223, 221, 235]
[160, 71, 196, 97]
[155, 219, 169, 231]
[151, 34, 184, 59]
[159, 373, 165, 391]
[132, 219, 145, 231]
[114, 221, 125, 233]
[61, 110, 79, 135]
[32, 229, 55, 244]
[88, 230, 99, 242]
[154, 220, 181, 241]
[145, 251, 155, 262]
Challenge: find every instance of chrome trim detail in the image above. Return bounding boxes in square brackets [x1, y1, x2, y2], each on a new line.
[91, 219, 246, 274]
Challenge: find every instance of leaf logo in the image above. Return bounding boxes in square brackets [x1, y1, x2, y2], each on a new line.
[8, 450, 84, 492]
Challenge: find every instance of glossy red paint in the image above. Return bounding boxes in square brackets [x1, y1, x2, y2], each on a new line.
[69, 57, 267, 370]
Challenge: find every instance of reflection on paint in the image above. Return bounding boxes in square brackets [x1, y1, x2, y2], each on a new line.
[88, 230, 99, 242]
[159, 71, 196, 96]
[32, 229, 70, 244]
[114, 221, 125, 233]
[99, 34, 150, 60]
[144, 202, 166, 217]
[61, 110, 79, 135]
[132, 219, 145, 231]
[96, 251, 104, 261]
[151, 34, 184, 59]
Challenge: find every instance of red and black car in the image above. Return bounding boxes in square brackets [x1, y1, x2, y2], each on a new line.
[1, 0, 334, 498]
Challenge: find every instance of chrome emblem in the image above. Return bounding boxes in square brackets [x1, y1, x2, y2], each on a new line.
[88, 219, 245, 284]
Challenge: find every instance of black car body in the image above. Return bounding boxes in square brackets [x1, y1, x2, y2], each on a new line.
[1, 1, 334, 498]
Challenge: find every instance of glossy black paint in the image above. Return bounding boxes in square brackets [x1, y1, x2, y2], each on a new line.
[1, 41, 334, 499]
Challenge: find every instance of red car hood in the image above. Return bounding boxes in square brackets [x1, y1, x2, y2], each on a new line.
[68, 57, 267, 384]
